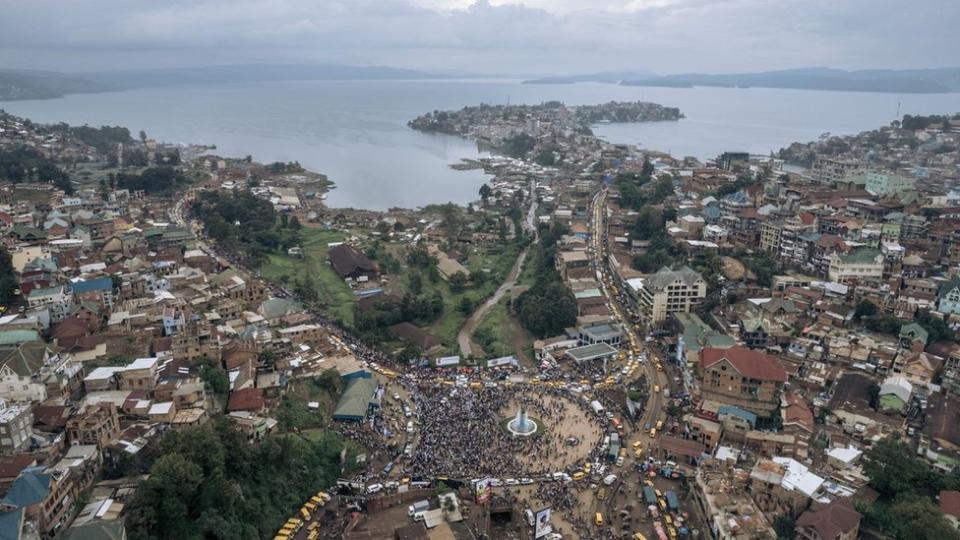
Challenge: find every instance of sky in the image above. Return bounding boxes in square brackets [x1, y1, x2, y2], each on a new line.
[0, 0, 957, 76]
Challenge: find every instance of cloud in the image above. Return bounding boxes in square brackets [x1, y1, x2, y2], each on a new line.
[0, 0, 956, 74]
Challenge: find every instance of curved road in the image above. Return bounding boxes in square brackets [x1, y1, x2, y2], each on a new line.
[457, 180, 538, 357]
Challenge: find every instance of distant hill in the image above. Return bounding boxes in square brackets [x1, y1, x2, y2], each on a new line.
[0, 64, 448, 101]
[619, 67, 960, 94]
[83, 64, 446, 89]
[0, 69, 115, 101]
[523, 71, 657, 85]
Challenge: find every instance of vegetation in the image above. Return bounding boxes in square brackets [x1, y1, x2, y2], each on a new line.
[857, 438, 960, 540]
[513, 224, 577, 338]
[499, 133, 536, 158]
[259, 228, 355, 326]
[0, 145, 74, 194]
[115, 166, 191, 195]
[193, 190, 300, 269]
[0, 247, 15, 306]
[125, 419, 343, 540]
[62, 124, 133, 154]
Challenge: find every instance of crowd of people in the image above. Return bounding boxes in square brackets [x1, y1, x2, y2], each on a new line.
[400, 384, 603, 479]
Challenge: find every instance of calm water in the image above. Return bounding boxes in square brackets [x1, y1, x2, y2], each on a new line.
[2, 79, 958, 209]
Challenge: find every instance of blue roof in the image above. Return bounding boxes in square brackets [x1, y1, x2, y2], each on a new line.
[0, 508, 23, 540]
[70, 277, 113, 294]
[717, 405, 758, 427]
[2, 467, 51, 508]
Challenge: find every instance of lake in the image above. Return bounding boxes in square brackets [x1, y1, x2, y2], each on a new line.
[2, 79, 958, 210]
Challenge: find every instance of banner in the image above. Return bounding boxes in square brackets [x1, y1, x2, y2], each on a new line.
[474, 477, 494, 503]
[534, 507, 552, 538]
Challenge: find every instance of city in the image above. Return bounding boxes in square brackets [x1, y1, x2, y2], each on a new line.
[0, 2, 959, 540]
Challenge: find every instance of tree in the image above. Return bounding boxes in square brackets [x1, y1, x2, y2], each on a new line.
[479, 184, 493, 206]
[139, 130, 147, 144]
[773, 515, 796, 540]
[458, 296, 475, 315]
[0, 247, 16, 305]
[863, 438, 944, 500]
[499, 133, 536, 158]
[409, 272, 423, 295]
[855, 299, 878, 319]
[449, 272, 468, 294]
[514, 280, 577, 338]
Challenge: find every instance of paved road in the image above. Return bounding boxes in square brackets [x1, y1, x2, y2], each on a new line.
[589, 188, 668, 431]
[457, 180, 538, 357]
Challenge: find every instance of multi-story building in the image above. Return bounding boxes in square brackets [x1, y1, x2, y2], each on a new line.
[0, 400, 33, 455]
[860, 170, 915, 198]
[812, 157, 864, 185]
[827, 248, 884, 284]
[631, 266, 707, 326]
[700, 346, 788, 415]
[66, 403, 120, 449]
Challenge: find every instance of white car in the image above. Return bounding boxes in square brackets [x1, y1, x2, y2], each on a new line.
[505, 478, 519, 486]
[366, 483, 384, 494]
[603, 474, 617, 486]
[520, 477, 534, 485]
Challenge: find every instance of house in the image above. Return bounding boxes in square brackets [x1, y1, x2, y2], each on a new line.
[937, 278, 960, 315]
[826, 248, 883, 284]
[0, 466, 74, 535]
[0, 342, 65, 403]
[66, 403, 120, 449]
[877, 375, 912, 412]
[227, 388, 265, 414]
[899, 322, 929, 352]
[699, 346, 788, 415]
[0, 401, 32, 456]
[940, 490, 960, 530]
[70, 278, 114, 309]
[892, 351, 939, 387]
[328, 244, 378, 280]
[795, 499, 861, 540]
[387, 323, 443, 355]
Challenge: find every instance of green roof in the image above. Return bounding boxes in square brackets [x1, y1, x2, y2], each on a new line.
[840, 248, 882, 264]
[566, 343, 619, 361]
[0, 330, 41, 346]
[879, 394, 906, 411]
[899, 322, 929, 343]
[332, 376, 378, 420]
[62, 520, 126, 540]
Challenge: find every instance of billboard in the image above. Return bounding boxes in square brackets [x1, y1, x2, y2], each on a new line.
[474, 477, 494, 503]
[534, 507, 552, 538]
[436, 355, 461, 367]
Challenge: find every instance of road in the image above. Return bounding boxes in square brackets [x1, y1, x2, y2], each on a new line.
[588, 188, 668, 435]
[457, 180, 538, 357]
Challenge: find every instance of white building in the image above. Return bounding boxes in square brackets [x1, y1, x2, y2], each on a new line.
[630, 266, 707, 325]
[827, 249, 884, 284]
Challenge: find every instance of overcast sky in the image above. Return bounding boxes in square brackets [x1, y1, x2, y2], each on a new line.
[1, 0, 957, 75]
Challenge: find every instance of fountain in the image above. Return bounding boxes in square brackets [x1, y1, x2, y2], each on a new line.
[506, 405, 538, 436]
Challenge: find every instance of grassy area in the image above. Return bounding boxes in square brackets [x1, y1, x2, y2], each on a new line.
[392, 241, 523, 353]
[474, 297, 534, 361]
[260, 227, 356, 326]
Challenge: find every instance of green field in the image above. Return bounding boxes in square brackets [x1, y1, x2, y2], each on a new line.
[474, 297, 534, 361]
[260, 228, 356, 326]
[382, 240, 524, 354]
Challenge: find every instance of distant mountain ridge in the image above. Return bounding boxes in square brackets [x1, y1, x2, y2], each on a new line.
[523, 71, 657, 85]
[83, 63, 446, 89]
[525, 67, 960, 94]
[622, 67, 960, 93]
[0, 64, 447, 101]
[0, 69, 116, 101]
